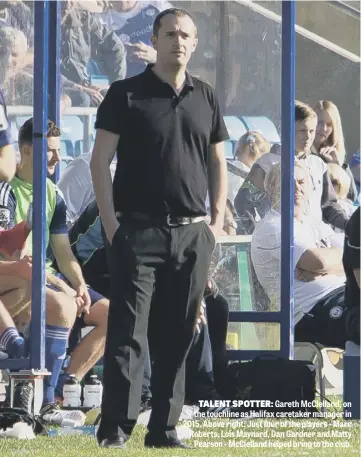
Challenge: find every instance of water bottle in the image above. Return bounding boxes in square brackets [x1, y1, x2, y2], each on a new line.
[63, 375, 82, 408]
[82, 375, 103, 408]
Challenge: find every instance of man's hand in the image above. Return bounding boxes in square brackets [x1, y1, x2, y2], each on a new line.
[83, 86, 104, 105]
[319, 147, 340, 165]
[295, 268, 325, 282]
[75, 284, 91, 316]
[196, 300, 207, 334]
[126, 42, 157, 64]
[208, 223, 222, 245]
[16, 255, 33, 281]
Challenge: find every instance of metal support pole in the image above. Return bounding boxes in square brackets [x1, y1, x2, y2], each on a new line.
[216, 1, 229, 114]
[280, 0, 296, 360]
[31, 0, 50, 370]
[48, 0, 61, 183]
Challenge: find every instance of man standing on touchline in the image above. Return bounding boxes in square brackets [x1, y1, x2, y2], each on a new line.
[90, 7, 228, 450]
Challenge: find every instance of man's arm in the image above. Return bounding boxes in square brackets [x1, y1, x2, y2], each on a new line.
[207, 89, 229, 235]
[90, 82, 124, 243]
[90, 13, 127, 82]
[90, 129, 119, 243]
[50, 233, 87, 290]
[208, 141, 228, 232]
[321, 171, 349, 230]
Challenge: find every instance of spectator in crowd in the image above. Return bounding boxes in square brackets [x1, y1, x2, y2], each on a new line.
[227, 131, 270, 203]
[342, 206, 360, 345]
[97, 0, 171, 77]
[60, 0, 127, 106]
[235, 101, 350, 234]
[57, 151, 116, 226]
[328, 163, 356, 228]
[0, 26, 78, 108]
[312, 100, 357, 201]
[0, 0, 33, 47]
[251, 162, 356, 350]
[0, 27, 33, 106]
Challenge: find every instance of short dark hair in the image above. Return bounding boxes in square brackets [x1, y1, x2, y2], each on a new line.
[152, 8, 196, 37]
[18, 118, 61, 147]
[295, 100, 317, 123]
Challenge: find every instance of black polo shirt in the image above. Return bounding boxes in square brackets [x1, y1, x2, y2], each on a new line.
[95, 65, 229, 216]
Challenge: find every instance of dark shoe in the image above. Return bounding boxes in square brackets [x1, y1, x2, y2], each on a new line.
[145, 433, 193, 449]
[99, 435, 126, 449]
[97, 424, 126, 449]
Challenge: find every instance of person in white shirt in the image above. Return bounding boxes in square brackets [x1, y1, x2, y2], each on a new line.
[97, 1, 172, 77]
[57, 153, 116, 226]
[251, 161, 352, 349]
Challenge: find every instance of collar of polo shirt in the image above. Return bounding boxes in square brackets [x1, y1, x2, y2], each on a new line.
[145, 64, 194, 92]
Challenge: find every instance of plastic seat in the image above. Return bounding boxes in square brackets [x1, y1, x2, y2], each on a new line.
[60, 116, 83, 144]
[240, 116, 280, 145]
[74, 138, 95, 156]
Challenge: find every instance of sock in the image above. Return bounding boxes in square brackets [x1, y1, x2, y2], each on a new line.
[55, 372, 72, 399]
[43, 325, 69, 406]
[0, 327, 25, 358]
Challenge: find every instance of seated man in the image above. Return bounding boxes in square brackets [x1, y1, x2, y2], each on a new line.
[342, 207, 360, 345]
[251, 162, 354, 350]
[0, 118, 109, 421]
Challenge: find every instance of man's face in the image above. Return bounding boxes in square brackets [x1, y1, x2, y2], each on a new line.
[294, 166, 308, 209]
[295, 118, 317, 155]
[151, 14, 198, 68]
[46, 136, 61, 176]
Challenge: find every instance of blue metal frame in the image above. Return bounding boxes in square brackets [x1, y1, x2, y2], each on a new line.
[226, 0, 295, 361]
[280, 0, 295, 360]
[30, 0, 50, 371]
[48, 0, 61, 183]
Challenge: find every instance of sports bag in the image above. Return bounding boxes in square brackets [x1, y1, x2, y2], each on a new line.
[226, 355, 318, 414]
